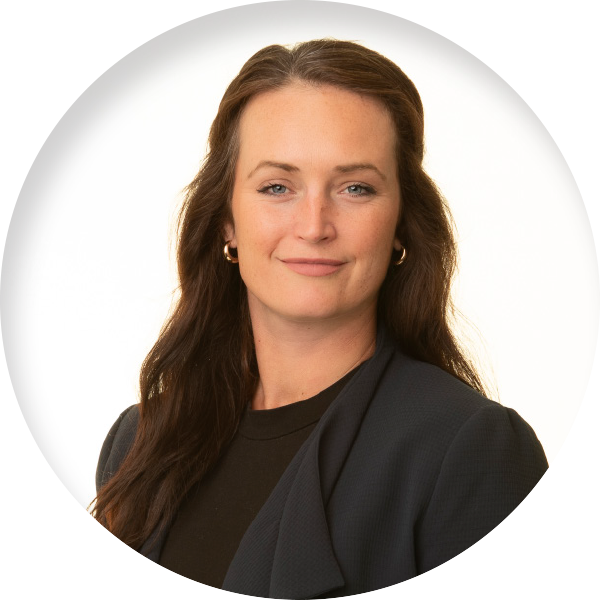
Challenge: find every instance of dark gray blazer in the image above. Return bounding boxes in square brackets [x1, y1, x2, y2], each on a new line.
[97, 325, 548, 598]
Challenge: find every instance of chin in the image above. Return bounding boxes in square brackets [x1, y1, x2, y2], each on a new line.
[267, 298, 340, 322]
[286, 308, 344, 323]
[275, 295, 375, 325]
[249, 285, 370, 324]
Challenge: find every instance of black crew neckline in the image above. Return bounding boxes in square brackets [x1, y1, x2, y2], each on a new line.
[239, 365, 362, 441]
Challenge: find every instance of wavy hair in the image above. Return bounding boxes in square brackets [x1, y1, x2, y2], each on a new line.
[92, 39, 488, 549]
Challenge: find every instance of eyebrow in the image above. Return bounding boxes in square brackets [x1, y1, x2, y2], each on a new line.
[247, 160, 387, 181]
[247, 161, 299, 178]
[335, 163, 387, 181]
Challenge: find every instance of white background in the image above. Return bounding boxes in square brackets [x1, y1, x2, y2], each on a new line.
[1, 1, 598, 598]
[2, 0, 596, 511]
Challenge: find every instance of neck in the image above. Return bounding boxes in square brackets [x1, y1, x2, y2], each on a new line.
[249, 300, 377, 411]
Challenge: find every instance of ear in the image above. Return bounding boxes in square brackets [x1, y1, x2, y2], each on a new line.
[223, 222, 237, 248]
[393, 237, 403, 251]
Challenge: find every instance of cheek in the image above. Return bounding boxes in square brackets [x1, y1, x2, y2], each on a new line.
[359, 214, 396, 258]
[352, 217, 396, 287]
[234, 203, 283, 269]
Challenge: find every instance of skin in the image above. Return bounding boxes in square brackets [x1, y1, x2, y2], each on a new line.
[225, 81, 402, 410]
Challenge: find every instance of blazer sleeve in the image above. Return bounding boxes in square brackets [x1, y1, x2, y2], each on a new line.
[415, 403, 548, 574]
[95, 404, 140, 494]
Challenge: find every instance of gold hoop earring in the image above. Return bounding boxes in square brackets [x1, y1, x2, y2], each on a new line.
[393, 245, 407, 266]
[223, 242, 239, 264]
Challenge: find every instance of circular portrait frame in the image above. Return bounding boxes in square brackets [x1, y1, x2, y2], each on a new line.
[1, 1, 599, 598]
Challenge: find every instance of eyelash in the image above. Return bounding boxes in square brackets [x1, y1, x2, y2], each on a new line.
[257, 182, 376, 197]
[344, 183, 376, 197]
[258, 183, 289, 196]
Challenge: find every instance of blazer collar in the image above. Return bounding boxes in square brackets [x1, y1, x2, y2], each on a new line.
[222, 323, 397, 599]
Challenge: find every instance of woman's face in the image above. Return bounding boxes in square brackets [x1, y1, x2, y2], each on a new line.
[226, 81, 402, 325]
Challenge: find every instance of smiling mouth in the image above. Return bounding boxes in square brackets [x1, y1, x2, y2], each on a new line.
[280, 258, 346, 276]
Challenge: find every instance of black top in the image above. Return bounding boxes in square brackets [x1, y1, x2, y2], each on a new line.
[158, 366, 361, 588]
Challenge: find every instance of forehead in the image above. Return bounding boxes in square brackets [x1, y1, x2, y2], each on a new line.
[236, 82, 397, 172]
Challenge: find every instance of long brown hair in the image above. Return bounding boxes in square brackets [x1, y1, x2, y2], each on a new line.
[92, 39, 489, 549]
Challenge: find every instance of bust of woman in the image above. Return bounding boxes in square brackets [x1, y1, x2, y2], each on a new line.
[93, 39, 547, 598]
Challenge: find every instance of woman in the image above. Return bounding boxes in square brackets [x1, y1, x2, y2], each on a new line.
[93, 39, 548, 598]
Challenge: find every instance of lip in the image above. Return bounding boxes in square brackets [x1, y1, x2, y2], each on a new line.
[280, 258, 346, 277]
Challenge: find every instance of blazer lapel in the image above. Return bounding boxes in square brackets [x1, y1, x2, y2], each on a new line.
[222, 325, 396, 599]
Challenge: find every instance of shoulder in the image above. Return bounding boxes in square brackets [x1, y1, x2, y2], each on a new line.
[374, 348, 495, 420]
[367, 349, 547, 469]
[95, 404, 140, 493]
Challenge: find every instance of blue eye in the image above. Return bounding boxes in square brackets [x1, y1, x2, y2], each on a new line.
[258, 184, 288, 195]
[345, 184, 375, 197]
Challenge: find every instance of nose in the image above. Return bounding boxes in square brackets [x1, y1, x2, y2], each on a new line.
[294, 190, 336, 243]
